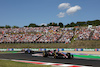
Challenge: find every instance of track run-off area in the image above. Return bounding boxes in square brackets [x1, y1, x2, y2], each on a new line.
[0, 53, 100, 67]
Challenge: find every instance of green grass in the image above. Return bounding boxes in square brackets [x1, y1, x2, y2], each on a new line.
[0, 43, 68, 48]
[0, 60, 51, 67]
[68, 40, 100, 48]
[0, 51, 19, 53]
[74, 55, 100, 59]
[0, 40, 100, 48]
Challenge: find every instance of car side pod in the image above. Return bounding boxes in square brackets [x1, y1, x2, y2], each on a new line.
[54, 52, 59, 59]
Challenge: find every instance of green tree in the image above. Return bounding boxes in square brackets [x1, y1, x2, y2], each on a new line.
[65, 24, 70, 27]
[58, 22, 63, 28]
[24, 26, 28, 27]
[0, 26, 4, 28]
[70, 22, 76, 27]
[12, 26, 19, 28]
[87, 20, 100, 26]
[47, 22, 57, 26]
[5, 25, 11, 28]
[76, 22, 86, 26]
[41, 25, 45, 27]
[28, 23, 37, 27]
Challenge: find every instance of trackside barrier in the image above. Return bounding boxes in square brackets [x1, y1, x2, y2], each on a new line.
[0, 48, 100, 51]
[30, 48, 39, 51]
[0, 49, 7, 51]
[64, 48, 75, 51]
[13, 49, 23, 51]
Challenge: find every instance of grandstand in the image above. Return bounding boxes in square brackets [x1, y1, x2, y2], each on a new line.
[0, 26, 100, 44]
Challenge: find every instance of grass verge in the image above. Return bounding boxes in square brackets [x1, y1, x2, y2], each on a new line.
[0, 60, 51, 67]
[74, 55, 100, 59]
[0, 40, 100, 48]
[0, 51, 19, 53]
[0, 43, 68, 48]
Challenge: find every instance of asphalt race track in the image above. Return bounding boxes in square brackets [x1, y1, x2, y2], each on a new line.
[0, 53, 100, 67]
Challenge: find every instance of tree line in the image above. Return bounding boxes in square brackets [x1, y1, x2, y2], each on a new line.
[0, 20, 100, 28]
[65, 20, 100, 27]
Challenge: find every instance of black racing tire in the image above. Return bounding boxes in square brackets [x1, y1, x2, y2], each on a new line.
[54, 55, 56, 58]
[30, 51, 32, 54]
[67, 53, 71, 59]
[71, 55, 74, 59]
[25, 51, 28, 53]
[43, 51, 48, 57]
[25, 50, 31, 54]
[32, 51, 35, 54]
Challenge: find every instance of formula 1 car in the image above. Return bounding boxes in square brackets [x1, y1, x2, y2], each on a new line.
[24, 49, 34, 54]
[43, 50, 73, 59]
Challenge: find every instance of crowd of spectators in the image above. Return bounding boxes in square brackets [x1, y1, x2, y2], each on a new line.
[77, 28, 92, 40]
[58, 29, 74, 43]
[0, 27, 48, 34]
[0, 26, 61, 43]
[0, 26, 60, 34]
[36, 26, 62, 43]
[91, 26, 100, 40]
[0, 26, 100, 44]
[0, 33, 42, 43]
[37, 33, 62, 43]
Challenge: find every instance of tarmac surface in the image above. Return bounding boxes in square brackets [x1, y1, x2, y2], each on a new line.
[0, 53, 100, 67]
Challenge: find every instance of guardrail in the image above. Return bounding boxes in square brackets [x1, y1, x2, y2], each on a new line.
[0, 48, 100, 51]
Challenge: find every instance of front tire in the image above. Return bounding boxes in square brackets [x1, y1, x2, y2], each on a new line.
[71, 55, 74, 59]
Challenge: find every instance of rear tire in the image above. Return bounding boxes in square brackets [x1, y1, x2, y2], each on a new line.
[43, 51, 48, 57]
[54, 55, 57, 58]
[67, 53, 71, 59]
